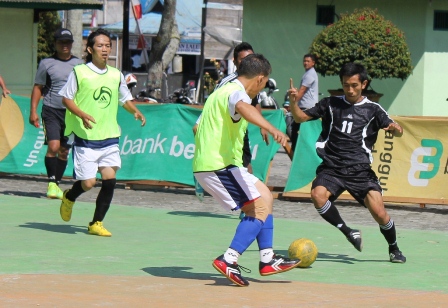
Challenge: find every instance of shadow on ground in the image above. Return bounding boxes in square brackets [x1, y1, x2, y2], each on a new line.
[141, 266, 294, 286]
[2, 191, 46, 198]
[18, 222, 87, 235]
[275, 249, 386, 265]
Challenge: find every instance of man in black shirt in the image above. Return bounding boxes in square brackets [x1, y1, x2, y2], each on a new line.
[288, 62, 406, 263]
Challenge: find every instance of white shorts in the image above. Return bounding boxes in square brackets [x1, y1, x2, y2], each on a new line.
[73, 144, 121, 180]
[194, 166, 260, 211]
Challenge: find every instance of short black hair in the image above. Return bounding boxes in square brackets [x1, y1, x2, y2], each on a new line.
[85, 28, 112, 63]
[339, 62, 368, 83]
[233, 42, 254, 60]
[304, 53, 316, 62]
[238, 53, 272, 78]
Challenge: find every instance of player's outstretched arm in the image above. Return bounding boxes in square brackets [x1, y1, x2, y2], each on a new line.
[235, 101, 287, 146]
[123, 100, 146, 126]
[288, 78, 313, 123]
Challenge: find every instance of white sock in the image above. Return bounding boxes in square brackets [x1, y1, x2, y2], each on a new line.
[223, 248, 240, 264]
[259, 248, 274, 263]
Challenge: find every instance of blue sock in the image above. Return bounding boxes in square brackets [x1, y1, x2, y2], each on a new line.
[256, 214, 273, 250]
[229, 216, 263, 254]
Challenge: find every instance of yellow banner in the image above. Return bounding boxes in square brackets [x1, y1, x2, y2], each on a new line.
[373, 116, 448, 200]
[284, 116, 448, 203]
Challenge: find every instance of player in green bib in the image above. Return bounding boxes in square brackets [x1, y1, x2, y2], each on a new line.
[58, 28, 146, 237]
[193, 54, 301, 287]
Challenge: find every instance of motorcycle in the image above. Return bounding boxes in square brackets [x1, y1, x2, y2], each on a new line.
[167, 82, 197, 104]
[130, 80, 197, 105]
[135, 86, 163, 103]
[125, 73, 161, 103]
[125, 70, 202, 105]
[259, 78, 280, 109]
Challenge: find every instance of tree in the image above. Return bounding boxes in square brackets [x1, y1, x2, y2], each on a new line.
[37, 11, 61, 63]
[309, 7, 413, 87]
[146, 0, 180, 95]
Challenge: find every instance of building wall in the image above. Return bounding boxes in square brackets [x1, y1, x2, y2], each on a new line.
[243, 0, 448, 116]
[0, 8, 36, 96]
[422, 0, 448, 116]
[97, 0, 124, 25]
[204, 0, 243, 60]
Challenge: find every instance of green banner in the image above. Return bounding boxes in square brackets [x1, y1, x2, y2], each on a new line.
[284, 120, 322, 192]
[0, 95, 285, 186]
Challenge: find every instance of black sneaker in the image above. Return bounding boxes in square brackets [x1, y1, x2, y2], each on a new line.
[389, 250, 406, 263]
[346, 229, 363, 252]
[259, 254, 301, 276]
[212, 254, 251, 287]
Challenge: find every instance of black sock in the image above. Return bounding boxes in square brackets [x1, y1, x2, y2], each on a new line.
[66, 181, 85, 201]
[316, 200, 351, 236]
[45, 157, 58, 183]
[91, 179, 116, 223]
[380, 219, 399, 252]
[55, 159, 68, 184]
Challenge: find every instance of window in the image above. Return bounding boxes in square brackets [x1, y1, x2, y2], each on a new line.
[316, 5, 335, 26]
[434, 10, 448, 30]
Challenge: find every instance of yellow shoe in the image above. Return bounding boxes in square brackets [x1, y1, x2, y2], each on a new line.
[88, 221, 112, 237]
[60, 190, 75, 222]
[47, 182, 63, 199]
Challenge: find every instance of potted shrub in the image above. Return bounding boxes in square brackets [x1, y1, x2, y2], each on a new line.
[309, 7, 413, 102]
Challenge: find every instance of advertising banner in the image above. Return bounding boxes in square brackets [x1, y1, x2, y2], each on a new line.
[0, 95, 284, 186]
[284, 116, 448, 203]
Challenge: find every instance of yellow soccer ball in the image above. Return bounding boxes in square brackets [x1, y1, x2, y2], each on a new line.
[288, 238, 318, 268]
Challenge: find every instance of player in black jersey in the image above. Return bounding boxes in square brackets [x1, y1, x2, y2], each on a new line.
[288, 62, 406, 263]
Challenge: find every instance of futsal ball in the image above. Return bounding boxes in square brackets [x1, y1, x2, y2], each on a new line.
[288, 238, 318, 268]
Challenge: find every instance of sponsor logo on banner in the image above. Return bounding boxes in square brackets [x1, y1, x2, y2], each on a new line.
[373, 130, 395, 192]
[121, 134, 260, 161]
[23, 130, 45, 168]
[408, 139, 443, 187]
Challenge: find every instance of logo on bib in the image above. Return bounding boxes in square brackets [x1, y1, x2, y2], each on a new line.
[93, 86, 112, 109]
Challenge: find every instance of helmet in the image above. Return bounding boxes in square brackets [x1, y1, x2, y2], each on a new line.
[259, 91, 278, 109]
[266, 78, 277, 90]
[125, 73, 138, 89]
[284, 91, 290, 107]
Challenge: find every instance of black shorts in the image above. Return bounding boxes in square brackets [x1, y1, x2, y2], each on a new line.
[242, 130, 251, 167]
[311, 164, 382, 206]
[41, 105, 70, 148]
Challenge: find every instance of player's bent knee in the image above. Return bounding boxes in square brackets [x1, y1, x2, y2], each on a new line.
[82, 178, 97, 190]
[241, 198, 269, 222]
[376, 211, 390, 224]
[311, 187, 329, 203]
[310, 190, 322, 203]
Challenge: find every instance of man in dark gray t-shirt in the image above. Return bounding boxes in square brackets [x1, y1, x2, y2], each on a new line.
[29, 28, 83, 199]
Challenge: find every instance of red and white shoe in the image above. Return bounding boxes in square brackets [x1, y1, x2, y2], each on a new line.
[259, 254, 301, 276]
[212, 254, 250, 287]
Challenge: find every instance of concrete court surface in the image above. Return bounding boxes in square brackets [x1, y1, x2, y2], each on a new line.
[0, 193, 447, 307]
